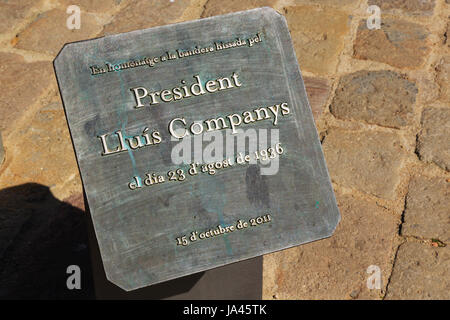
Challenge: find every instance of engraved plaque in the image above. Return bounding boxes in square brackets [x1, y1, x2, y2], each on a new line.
[54, 7, 340, 291]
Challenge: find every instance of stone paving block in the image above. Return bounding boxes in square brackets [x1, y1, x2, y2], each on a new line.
[202, 0, 278, 17]
[402, 176, 449, 243]
[417, 107, 450, 171]
[0, 92, 79, 196]
[385, 242, 450, 299]
[322, 129, 407, 200]
[263, 193, 398, 299]
[0, 52, 53, 134]
[0, 0, 45, 34]
[330, 70, 417, 128]
[304, 76, 331, 120]
[354, 18, 431, 69]
[436, 56, 450, 101]
[15, 9, 103, 56]
[368, 0, 436, 16]
[284, 5, 351, 75]
[102, 0, 192, 35]
[0, 3, 29, 34]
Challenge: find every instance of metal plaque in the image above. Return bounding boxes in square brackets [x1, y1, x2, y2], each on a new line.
[54, 7, 340, 291]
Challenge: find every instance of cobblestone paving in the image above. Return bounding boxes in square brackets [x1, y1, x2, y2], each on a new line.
[0, 0, 448, 299]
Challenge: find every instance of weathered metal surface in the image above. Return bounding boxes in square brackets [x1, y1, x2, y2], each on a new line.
[54, 7, 340, 291]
